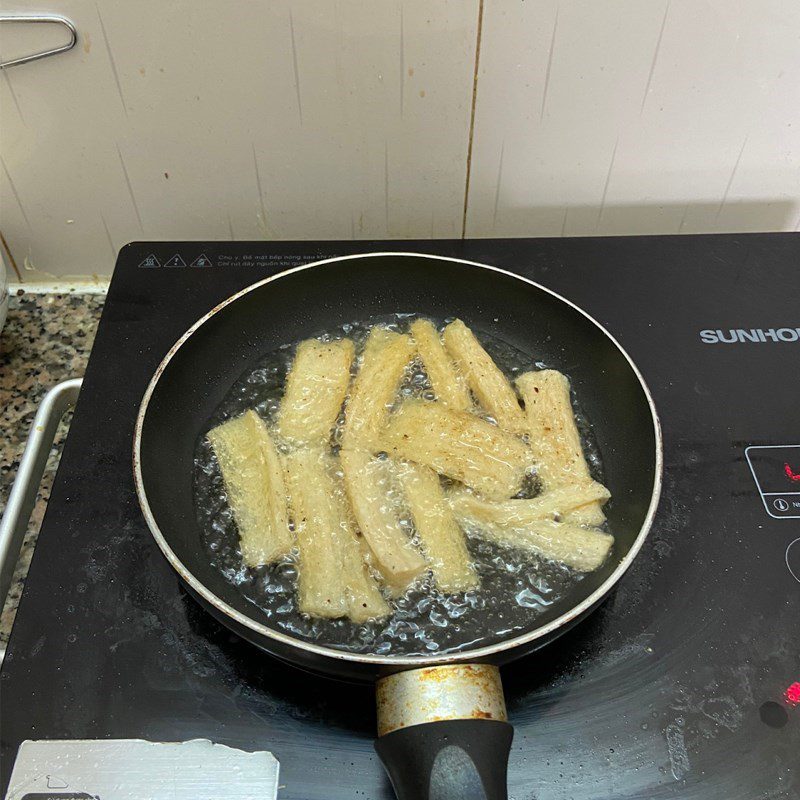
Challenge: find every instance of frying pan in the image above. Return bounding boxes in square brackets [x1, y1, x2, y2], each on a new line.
[134, 252, 662, 800]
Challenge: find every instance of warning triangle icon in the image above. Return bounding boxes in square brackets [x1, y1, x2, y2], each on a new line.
[138, 254, 161, 268]
[190, 253, 212, 267]
[164, 254, 187, 267]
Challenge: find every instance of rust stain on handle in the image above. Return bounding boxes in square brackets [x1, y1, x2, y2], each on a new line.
[376, 663, 506, 736]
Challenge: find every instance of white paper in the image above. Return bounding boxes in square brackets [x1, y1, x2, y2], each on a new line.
[5, 738, 279, 799]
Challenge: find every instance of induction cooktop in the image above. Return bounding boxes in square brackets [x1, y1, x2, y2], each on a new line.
[2, 235, 798, 799]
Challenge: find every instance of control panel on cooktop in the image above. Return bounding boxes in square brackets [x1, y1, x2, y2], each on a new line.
[746, 444, 800, 519]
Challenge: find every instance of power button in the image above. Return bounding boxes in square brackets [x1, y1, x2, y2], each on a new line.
[745, 445, 800, 519]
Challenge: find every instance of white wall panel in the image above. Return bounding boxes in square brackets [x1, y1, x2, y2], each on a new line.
[0, 1, 478, 280]
[466, 1, 800, 238]
[2, 1, 800, 282]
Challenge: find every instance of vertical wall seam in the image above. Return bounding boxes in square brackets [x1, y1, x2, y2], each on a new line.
[461, 0, 485, 239]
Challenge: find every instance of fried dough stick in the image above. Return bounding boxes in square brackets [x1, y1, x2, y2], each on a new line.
[516, 370, 608, 525]
[340, 449, 426, 592]
[459, 516, 614, 572]
[278, 338, 354, 445]
[443, 319, 526, 434]
[342, 328, 415, 451]
[207, 410, 292, 566]
[285, 448, 390, 621]
[410, 319, 471, 412]
[397, 461, 478, 593]
[382, 401, 532, 500]
[448, 481, 610, 529]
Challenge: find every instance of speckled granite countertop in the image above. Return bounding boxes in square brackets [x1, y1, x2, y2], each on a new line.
[1, 292, 105, 646]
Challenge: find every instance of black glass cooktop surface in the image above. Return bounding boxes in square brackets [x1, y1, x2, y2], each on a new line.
[2, 235, 798, 799]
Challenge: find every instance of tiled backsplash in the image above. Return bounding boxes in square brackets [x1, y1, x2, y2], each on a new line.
[1, 1, 798, 281]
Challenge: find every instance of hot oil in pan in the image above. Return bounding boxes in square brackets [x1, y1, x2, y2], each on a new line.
[192, 315, 608, 656]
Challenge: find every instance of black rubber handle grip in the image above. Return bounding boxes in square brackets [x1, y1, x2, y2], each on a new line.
[374, 718, 514, 800]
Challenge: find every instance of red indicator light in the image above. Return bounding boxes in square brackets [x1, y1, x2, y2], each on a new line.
[786, 682, 800, 706]
[785, 463, 800, 483]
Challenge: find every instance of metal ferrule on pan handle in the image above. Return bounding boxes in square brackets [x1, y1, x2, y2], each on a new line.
[376, 664, 507, 736]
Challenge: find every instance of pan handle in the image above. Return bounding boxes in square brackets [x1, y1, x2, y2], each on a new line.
[374, 664, 513, 800]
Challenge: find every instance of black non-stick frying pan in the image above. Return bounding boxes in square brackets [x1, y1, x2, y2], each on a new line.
[134, 252, 662, 800]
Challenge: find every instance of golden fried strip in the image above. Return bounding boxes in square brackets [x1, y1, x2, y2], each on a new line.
[382, 400, 532, 500]
[277, 338, 354, 445]
[285, 448, 390, 621]
[564, 503, 607, 527]
[339, 530, 392, 623]
[449, 481, 610, 529]
[442, 319, 526, 434]
[332, 458, 393, 623]
[356, 540, 408, 599]
[462, 517, 614, 572]
[284, 448, 348, 618]
[206, 410, 293, 566]
[341, 328, 415, 451]
[410, 319, 471, 412]
[340, 449, 426, 589]
[397, 461, 478, 593]
[516, 370, 607, 525]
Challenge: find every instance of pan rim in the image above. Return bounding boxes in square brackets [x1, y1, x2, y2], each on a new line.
[133, 251, 663, 667]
